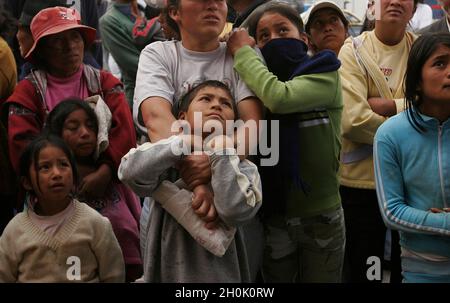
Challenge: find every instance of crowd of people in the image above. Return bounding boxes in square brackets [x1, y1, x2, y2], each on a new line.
[0, 0, 449, 283]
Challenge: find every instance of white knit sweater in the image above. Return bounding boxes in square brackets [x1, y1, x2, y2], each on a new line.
[0, 200, 125, 282]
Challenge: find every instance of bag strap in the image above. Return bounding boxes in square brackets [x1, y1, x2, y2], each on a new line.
[351, 35, 394, 100]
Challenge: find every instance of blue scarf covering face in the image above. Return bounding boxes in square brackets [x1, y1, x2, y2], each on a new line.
[260, 38, 341, 80]
[258, 38, 341, 212]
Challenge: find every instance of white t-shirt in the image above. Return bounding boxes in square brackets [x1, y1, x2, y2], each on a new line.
[409, 3, 433, 32]
[133, 41, 255, 133]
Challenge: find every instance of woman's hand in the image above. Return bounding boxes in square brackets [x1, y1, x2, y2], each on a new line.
[179, 153, 212, 190]
[227, 28, 256, 57]
[79, 164, 112, 199]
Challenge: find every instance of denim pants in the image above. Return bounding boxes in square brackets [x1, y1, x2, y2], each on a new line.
[262, 207, 346, 282]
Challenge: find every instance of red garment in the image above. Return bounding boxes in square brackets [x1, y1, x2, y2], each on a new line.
[4, 67, 136, 174]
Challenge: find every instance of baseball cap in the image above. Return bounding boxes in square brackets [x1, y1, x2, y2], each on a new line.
[302, 0, 349, 33]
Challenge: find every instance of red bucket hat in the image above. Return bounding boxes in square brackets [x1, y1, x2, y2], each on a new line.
[25, 6, 96, 60]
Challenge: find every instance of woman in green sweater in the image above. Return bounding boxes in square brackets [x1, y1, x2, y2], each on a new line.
[227, 2, 345, 282]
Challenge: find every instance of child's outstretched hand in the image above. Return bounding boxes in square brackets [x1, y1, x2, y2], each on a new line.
[227, 28, 256, 57]
[192, 185, 219, 230]
[79, 164, 112, 200]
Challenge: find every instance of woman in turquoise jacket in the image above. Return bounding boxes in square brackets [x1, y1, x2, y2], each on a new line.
[374, 32, 450, 283]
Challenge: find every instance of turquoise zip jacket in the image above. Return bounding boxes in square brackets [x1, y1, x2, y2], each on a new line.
[374, 111, 450, 257]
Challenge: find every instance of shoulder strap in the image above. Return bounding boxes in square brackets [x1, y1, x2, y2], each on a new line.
[25, 69, 48, 114]
[351, 35, 394, 100]
[83, 64, 103, 98]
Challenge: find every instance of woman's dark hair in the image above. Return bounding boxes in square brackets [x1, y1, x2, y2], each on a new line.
[246, 2, 304, 41]
[163, 0, 181, 38]
[360, 15, 375, 34]
[179, 80, 236, 116]
[19, 134, 78, 193]
[45, 98, 99, 137]
[0, 5, 17, 41]
[404, 32, 450, 132]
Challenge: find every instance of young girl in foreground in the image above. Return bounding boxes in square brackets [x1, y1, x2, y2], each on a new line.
[45, 99, 142, 282]
[0, 135, 125, 282]
[374, 33, 450, 283]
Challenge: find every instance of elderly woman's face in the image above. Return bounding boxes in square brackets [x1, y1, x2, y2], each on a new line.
[40, 29, 84, 77]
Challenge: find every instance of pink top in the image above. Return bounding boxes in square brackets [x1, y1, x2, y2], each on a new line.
[28, 201, 76, 237]
[45, 65, 89, 111]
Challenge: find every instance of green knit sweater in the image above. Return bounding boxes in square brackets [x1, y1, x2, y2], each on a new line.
[0, 201, 125, 282]
[234, 46, 343, 222]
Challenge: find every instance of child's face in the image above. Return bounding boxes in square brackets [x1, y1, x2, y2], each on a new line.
[420, 44, 450, 106]
[62, 109, 97, 158]
[256, 12, 305, 48]
[25, 145, 74, 204]
[179, 86, 235, 134]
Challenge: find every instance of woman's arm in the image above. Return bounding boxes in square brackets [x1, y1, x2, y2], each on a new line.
[374, 133, 450, 236]
[233, 46, 340, 114]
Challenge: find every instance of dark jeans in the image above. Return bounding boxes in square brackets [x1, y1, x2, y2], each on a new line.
[340, 186, 401, 283]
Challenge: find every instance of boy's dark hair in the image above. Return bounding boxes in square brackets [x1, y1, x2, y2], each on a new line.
[45, 98, 99, 137]
[404, 32, 450, 132]
[178, 80, 236, 115]
[247, 2, 304, 41]
[19, 134, 78, 193]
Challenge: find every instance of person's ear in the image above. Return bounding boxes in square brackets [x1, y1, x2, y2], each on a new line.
[300, 32, 309, 44]
[178, 111, 186, 120]
[168, 5, 180, 23]
[21, 176, 33, 192]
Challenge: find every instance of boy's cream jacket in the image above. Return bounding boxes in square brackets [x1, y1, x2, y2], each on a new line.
[338, 30, 416, 189]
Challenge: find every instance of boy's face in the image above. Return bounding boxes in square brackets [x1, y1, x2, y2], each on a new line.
[179, 86, 235, 134]
[170, 0, 227, 42]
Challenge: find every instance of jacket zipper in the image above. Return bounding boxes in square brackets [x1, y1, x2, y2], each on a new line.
[438, 125, 448, 208]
